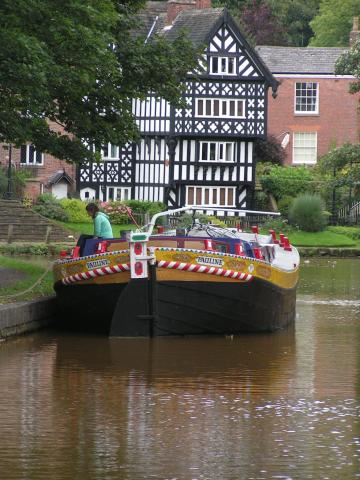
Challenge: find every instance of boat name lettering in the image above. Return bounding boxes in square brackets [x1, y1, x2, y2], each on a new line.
[86, 259, 110, 269]
[196, 256, 224, 267]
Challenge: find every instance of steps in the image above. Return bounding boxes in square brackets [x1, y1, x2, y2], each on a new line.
[0, 200, 74, 243]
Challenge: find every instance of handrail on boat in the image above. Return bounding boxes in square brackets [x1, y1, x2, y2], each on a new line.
[144, 205, 280, 237]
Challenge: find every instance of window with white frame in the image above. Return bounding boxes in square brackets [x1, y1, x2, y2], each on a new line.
[196, 98, 245, 118]
[102, 143, 119, 160]
[293, 132, 317, 164]
[20, 145, 44, 165]
[186, 186, 236, 207]
[295, 82, 319, 114]
[209, 56, 236, 75]
[200, 141, 234, 162]
[107, 187, 131, 201]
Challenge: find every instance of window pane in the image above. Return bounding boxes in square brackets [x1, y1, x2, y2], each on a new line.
[198, 100, 203, 116]
[213, 189, 217, 204]
[213, 99, 219, 116]
[103, 144, 109, 158]
[212, 57, 218, 73]
[221, 58, 227, 73]
[109, 187, 114, 200]
[229, 101, 235, 116]
[228, 188, 234, 206]
[29, 146, 35, 164]
[196, 187, 202, 205]
[210, 143, 216, 161]
[228, 57, 234, 74]
[218, 144, 224, 161]
[226, 143, 233, 161]
[222, 101, 227, 115]
[110, 144, 118, 158]
[220, 188, 226, 205]
[237, 101, 243, 117]
[188, 187, 194, 205]
[201, 143, 207, 161]
[204, 188, 210, 205]
[206, 100, 211, 116]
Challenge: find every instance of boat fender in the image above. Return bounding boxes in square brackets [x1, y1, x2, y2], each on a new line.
[204, 239, 214, 251]
[71, 246, 80, 259]
[234, 243, 245, 256]
[97, 241, 109, 253]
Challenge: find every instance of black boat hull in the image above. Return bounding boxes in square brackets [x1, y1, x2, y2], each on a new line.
[54, 276, 297, 336]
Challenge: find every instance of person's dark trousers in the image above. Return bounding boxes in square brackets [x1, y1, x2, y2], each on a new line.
[76, 234, 94, 256]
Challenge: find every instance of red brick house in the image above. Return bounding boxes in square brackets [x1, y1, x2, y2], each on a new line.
[0, 120, 76, 199]
[256, 21, 360, 166]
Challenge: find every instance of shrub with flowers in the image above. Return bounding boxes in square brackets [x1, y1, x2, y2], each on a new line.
[100, 201, 131, 225]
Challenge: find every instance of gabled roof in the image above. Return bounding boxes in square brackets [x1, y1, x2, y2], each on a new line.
[163, 7, 225, 47]
[255, 46, 349, 75]
[47, 170, 73, 186]
[133, 1, 167, 39]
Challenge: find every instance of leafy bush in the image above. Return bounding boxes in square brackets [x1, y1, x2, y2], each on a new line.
[0, 166, 30, 198]
[124, 200, 165, 216]
[289, 194, 328, 232]
[277, 195, 294, 218]
[59, 198, 91, 223]
[327, 226, 360, 240]
[100, 202, 131, 225]
[259, 164, 315, 200]
[261, 217, 291, 233]
[33, 194, 69, 222]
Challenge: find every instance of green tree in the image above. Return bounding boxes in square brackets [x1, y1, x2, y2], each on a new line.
[0, 0, 198, 164]
[268, 0, 321, 46]
[335, 38, 360, 95]
[309, 0, 360, 46]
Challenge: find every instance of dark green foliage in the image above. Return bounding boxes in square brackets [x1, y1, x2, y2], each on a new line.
[277, 195, 294, 218]
[0, 166, 30, 198]
[336, 39, 360, 96]
[0, 0, 198, 164]
[289, 194, 328, 231]
[254, 135, 286, 165]
[259, 164, 315, 201]
[33, 193, 69, 222]
[124, 200, 165, 216]
[253, 190, 271, 211]
[309, 0, 360, 46]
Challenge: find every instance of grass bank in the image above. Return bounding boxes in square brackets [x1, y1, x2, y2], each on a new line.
[0, 256, 53, 304]
[56, 221, 137, 236]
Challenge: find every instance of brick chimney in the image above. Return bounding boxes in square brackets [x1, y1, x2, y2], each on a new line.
[350, 16, 359, 47]
[166, 0, 212, 26]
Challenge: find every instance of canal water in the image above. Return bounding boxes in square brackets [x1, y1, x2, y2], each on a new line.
[0, 258, 359, 480]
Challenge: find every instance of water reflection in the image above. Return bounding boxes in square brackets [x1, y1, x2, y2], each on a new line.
[0, 259, 359, 479]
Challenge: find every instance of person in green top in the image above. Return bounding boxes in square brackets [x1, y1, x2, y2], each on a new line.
[86, 203, 113, 238]
[76, 203, 113, 256]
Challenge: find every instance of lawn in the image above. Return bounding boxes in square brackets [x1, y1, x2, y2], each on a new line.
[56, 221, 137, 236]
[0, 256, 54, 304]
[287, 229, 358, 247]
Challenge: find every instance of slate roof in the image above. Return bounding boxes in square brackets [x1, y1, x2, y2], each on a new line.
[163, 8, 225, 47]
[133, 1, 167, 39]
[47, 170, 73, 186]
[255, 46, 349, 75]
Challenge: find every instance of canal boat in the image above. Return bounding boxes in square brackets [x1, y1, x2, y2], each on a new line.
[53, 207, 300, 336]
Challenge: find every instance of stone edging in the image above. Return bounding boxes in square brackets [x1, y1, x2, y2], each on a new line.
[0, 296, 57, 339]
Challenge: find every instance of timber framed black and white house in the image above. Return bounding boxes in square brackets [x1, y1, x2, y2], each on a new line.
[78, 1, 278, 215]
